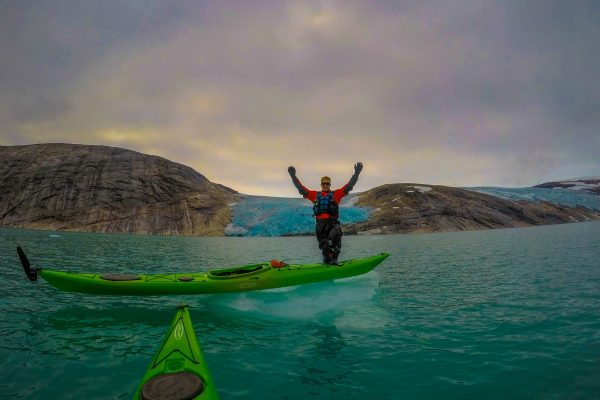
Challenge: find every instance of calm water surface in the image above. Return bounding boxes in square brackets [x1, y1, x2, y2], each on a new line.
[1, 222, 599, 399]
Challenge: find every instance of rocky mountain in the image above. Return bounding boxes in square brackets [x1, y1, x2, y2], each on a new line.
[343, 184, 600, 235]
[1, 143, 598, 236]
[0, 144, 239, 235]
[534, 178, 600, 196]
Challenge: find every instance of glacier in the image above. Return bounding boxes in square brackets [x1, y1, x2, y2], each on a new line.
[225, 194, 373, 237]
[467, 187, 600, 211]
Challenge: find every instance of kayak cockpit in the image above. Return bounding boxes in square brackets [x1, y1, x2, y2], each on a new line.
[100, 274, 141, 281]
[208, 263, 270, 279]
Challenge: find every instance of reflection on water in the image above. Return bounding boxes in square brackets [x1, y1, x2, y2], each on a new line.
[298, 325, 354, 394]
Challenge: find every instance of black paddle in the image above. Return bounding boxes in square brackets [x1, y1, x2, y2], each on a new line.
[17, 246, 38, 281]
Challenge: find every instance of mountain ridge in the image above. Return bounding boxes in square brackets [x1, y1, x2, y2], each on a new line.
[343, 183, 599, 235]
[534, 177, 600, 196]
[1, 143, 598, 236]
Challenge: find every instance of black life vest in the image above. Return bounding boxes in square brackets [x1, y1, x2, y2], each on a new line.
[313, 192, 339, 217]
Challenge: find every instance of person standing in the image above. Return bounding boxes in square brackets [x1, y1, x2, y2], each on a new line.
[288, 162, 363, 265]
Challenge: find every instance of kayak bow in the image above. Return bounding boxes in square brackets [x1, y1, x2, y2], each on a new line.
[133, 304, 218, 400]
[17, 247, 390, 296]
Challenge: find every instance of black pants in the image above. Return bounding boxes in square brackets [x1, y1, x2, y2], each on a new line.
[316, 218, 343, 263]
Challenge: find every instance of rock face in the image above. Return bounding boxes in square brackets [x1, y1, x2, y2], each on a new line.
[0, 144, 239, 235]
[343, 184, 600, 235]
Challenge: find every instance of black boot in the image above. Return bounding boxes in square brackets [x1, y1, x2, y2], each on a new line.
[323, 252, 340, 265]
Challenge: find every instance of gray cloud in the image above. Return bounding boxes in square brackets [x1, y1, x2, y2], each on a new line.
[1, 0, 598, 194]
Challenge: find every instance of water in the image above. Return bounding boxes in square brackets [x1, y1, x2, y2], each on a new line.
[1, 222, 600, 399]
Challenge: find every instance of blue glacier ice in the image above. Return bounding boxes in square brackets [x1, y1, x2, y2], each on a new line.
[467, 187, 600, 211]
[225, 194, 373, 237]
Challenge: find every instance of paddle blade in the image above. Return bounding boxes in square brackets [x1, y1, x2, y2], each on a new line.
[17, 246, 37, 281]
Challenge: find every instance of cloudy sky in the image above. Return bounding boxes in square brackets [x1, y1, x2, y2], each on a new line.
[1, 0, 599, 196]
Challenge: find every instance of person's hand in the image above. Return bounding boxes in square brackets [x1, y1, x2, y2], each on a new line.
[288, 166, 296, 176]
[354, 162, 363, 174]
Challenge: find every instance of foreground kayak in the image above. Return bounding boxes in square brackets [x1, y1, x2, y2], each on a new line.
[17, 247, 389, 295]
[133, 304, 218, 400]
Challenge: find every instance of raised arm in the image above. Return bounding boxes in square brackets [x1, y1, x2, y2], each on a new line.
[288, 166, 309, 196]
[342, 162, 363, 194]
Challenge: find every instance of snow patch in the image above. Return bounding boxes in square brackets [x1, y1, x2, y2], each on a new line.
[405, 185, 432, 193]
[560, 181, 600, 190]
[413, 185, 432, 192]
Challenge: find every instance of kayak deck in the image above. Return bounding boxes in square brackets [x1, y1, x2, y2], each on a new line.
[133, 305, 218, 399]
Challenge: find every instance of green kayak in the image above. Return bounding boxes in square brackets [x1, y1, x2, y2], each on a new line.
[17, 247, 390, 296]
[133, 304, 218, 400]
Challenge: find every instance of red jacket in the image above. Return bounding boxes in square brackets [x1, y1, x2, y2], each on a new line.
[291, 178, 355, 220]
